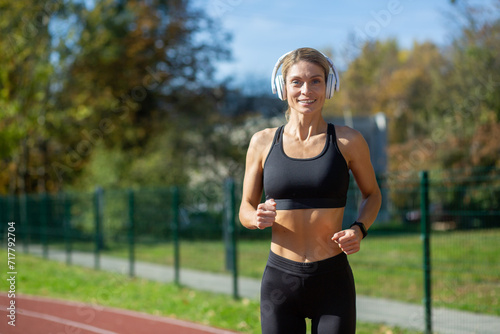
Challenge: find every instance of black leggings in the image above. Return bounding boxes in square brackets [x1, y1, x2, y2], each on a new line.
[260, 251, 356, 334]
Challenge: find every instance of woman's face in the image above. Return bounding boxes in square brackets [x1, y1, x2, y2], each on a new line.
[285, 60, 326, 116]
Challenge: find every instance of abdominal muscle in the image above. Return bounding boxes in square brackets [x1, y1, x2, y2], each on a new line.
[270, 207, 345, 263]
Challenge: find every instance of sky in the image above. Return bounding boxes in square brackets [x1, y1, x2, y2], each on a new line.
[194, 0, 490, 92]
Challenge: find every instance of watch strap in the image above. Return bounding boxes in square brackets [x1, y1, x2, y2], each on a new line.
[350, 221, 367, 239]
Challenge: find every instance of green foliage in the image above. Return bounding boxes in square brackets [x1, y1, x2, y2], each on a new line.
[0, 1, 59, 193]
[74, 146, 128, 190]
[0, 0, 230, 193]
[380, 3, 499, 172]
[426, 8, 500, 169]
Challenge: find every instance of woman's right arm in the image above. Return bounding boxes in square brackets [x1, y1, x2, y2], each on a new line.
[239, 130, 277, 230]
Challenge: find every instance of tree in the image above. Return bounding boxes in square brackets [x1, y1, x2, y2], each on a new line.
[0, 0, 68, 194]
[432, 0, 500, 168]
[377, 42, 447, 144]
[0, 0, 231, 193]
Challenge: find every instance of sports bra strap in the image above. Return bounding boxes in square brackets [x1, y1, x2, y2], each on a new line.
[328, 123, 336, 144]
[271, 125, 284, 146]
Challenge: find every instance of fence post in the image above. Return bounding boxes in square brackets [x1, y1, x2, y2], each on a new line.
[62, 192, 72, 266]
[40, 193, 49, 259]
[171, 186, 180, 285]
[420, 171, 432, 334]
[128, 189, 135, 278]
[224, 178, 239, 299]
[94, 187, 104, 270]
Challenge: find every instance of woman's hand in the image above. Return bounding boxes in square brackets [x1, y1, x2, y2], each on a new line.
[255, 198, 277, 229]
[331, 227, 362, 255]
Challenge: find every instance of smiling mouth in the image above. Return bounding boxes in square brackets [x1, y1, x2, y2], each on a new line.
[298, 99, 316, 104]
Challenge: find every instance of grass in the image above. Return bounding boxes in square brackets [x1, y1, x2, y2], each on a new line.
[1, 252, 421, 334]
[47, 228, 500, 315]
[350, 229, 500, 315]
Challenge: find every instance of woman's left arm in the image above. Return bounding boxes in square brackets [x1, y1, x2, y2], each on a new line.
[348, 129, 382, 230]
[332, 127, 382, 254]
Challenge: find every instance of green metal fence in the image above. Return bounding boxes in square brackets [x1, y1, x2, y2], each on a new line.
[1, 167, 499, 332]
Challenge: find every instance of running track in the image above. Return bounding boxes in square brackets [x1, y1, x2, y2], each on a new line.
[0, 294, 241, 334]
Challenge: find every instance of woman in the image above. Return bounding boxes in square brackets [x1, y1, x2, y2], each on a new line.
[239, 48, 382, 334]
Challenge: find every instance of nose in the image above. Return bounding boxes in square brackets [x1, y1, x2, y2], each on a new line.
[301, 82, 312, 95]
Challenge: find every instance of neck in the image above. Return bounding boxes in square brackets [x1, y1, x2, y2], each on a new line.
[286, 114, 327, 141]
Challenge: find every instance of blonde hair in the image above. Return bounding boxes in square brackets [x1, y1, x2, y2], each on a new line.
[280, 48, 331, 120]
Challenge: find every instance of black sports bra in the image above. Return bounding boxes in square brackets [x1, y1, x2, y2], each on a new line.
[263, 123, 350, 210]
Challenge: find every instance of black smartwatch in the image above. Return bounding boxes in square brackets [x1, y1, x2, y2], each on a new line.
[350, 221, 368, 239]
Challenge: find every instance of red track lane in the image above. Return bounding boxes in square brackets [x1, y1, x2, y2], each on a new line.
[0, 294, 242, 334]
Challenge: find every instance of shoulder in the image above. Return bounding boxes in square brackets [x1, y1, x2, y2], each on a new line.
[333, 125, 369, 164]
[334, 125, 366, 147]
[249, 127, 278, 148]
[246, 127, 279, 162]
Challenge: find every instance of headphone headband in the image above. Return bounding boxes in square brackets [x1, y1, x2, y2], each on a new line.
[271, 49, 340, 100]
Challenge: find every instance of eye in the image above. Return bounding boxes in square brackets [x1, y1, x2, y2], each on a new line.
[291, 80, 301, 85]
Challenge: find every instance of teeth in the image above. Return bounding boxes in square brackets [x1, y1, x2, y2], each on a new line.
[300, 100, 315, 103]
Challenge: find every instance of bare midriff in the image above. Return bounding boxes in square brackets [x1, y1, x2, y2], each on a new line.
[270, 207, 345, 263]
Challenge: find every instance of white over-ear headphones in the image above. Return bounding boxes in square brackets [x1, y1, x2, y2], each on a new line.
[271, 49, 340, 101]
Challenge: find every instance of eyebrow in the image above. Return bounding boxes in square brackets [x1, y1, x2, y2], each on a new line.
[288, 74, 324, 80]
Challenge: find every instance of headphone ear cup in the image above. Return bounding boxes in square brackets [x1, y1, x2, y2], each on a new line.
[326, 73, 334, 99]
[275, 75, 286, 100]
